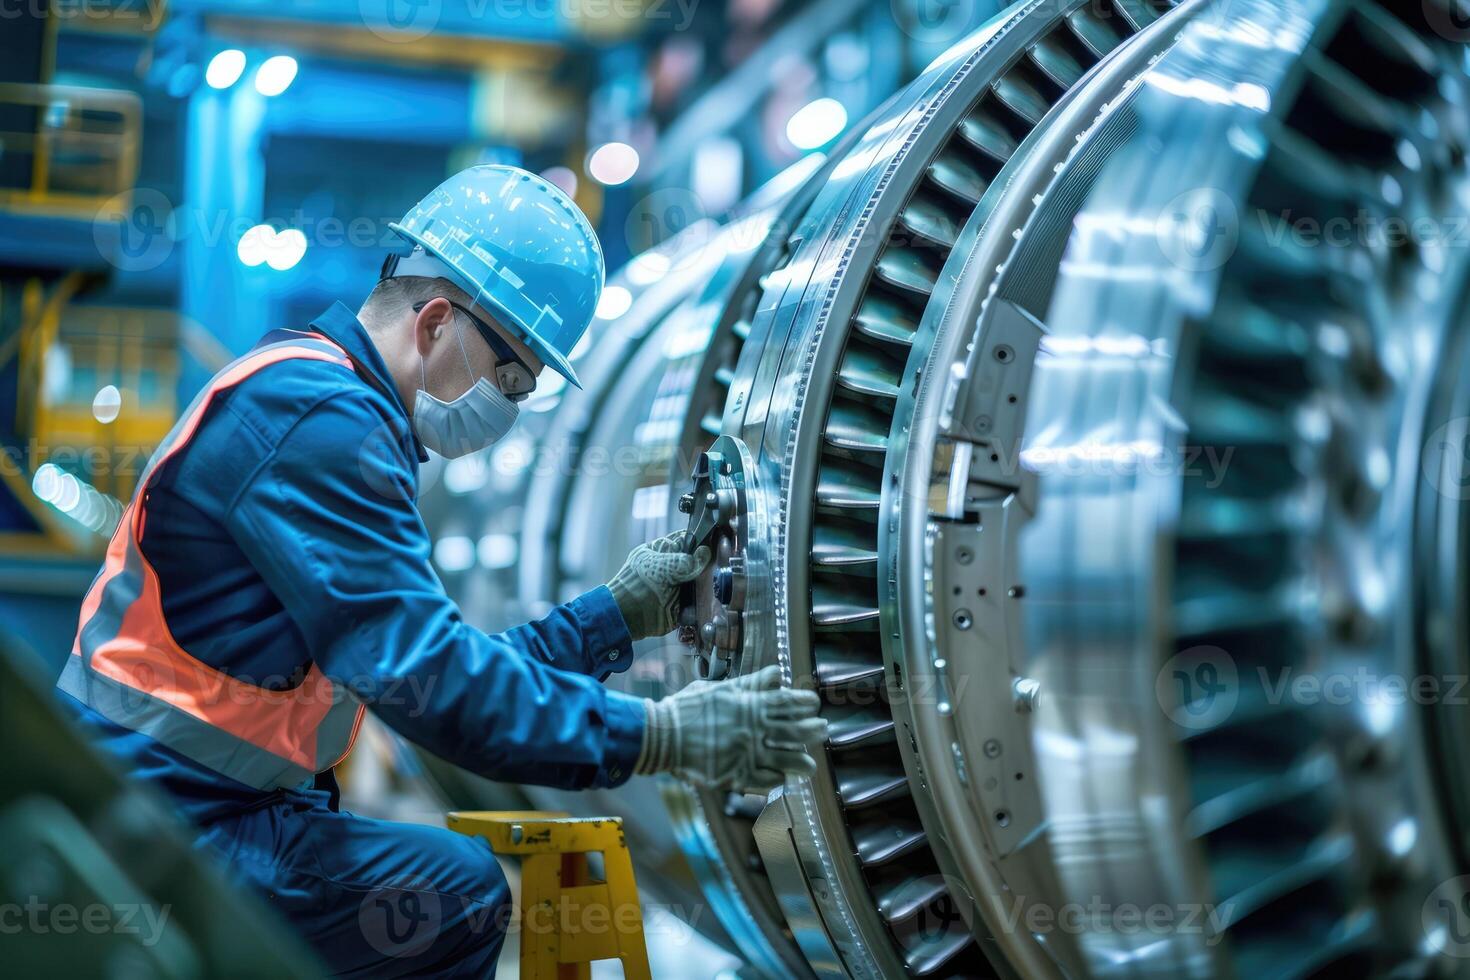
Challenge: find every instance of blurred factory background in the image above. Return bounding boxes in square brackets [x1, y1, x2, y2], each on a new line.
[0, 0, 993, 655]
[11, 0, 1470, 977]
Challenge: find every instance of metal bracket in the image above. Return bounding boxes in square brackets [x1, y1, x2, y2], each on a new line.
[924, 298, 1049, 854]
[942, 299, 1045, 506]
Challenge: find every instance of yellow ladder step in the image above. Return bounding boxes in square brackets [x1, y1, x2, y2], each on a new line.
[448, 810, 652, 980]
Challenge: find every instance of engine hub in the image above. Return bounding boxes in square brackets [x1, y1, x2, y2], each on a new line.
[678, 435, 759, 680]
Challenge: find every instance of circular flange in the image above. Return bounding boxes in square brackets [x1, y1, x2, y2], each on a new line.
[678, 435, 759, 680]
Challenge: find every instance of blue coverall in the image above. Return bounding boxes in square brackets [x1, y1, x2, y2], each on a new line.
[57, 302, 646, 976]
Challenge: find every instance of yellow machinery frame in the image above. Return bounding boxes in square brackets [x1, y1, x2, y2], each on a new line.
[0, 82, 142, 218]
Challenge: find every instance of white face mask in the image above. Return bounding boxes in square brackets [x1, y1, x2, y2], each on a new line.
[412, 319, 520, 459]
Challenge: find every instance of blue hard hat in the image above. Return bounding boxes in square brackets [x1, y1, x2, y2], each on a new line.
[385, 165, 604, 388]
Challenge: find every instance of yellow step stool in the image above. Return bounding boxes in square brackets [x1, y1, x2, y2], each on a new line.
[447, 811, 652, 980]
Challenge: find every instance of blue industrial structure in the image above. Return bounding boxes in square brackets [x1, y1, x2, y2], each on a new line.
[1, 0, 971, 680]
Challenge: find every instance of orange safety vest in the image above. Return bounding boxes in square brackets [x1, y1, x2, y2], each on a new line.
[57, 335, 367, 791]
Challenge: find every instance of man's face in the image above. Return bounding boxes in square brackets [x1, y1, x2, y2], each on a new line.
[415, 297, 544, 403]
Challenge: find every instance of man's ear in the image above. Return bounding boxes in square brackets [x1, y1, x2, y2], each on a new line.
[412, 298, 455, 358]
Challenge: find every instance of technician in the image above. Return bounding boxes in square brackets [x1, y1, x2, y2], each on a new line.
[57, 165, 825, 976]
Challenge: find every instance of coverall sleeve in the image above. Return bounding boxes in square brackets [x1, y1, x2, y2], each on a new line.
[222, 391, 645, 790]
[495, 587, 635, 681]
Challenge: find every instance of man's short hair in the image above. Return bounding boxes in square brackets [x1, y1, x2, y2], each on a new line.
[362, 276, 476, 327]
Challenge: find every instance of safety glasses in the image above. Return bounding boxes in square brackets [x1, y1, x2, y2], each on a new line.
[409, 299, 537, 402]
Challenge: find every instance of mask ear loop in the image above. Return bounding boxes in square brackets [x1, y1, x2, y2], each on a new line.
[421, 308, 478, 400]
[448, 313, 478, 391]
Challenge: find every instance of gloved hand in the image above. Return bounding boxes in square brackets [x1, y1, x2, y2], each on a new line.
[635, 665, 828, 794]
[607, 530, 711, 641]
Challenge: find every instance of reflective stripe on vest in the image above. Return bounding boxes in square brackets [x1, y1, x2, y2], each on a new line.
[57, 336, 368, 791]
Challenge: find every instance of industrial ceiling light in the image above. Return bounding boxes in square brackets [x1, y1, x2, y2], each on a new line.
[587, 142, 639, 185]
[264, 228, 308, 271]
[204, 49, 246, 90]
[625, 250, 671, 285]
[91, 385, 121, 424]
[254, 55, 299, 97]
[433, 535, 475, 573]
[238, 225, 307, 271]
[595, 284, 633, 319]
[237, 225, 271, 267]
[784, 96, 846, 150]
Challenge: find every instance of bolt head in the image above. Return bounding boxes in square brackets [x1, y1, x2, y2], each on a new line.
[1012, 677, 1041, 713]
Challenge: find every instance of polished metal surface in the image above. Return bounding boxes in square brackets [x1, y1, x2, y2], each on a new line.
[423, 1, 1470, 976]
[1020, 1, 1470, 973]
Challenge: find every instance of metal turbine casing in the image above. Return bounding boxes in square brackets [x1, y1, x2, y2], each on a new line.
[717, 2, 1192, 976]
[421, 0, 1470, 975]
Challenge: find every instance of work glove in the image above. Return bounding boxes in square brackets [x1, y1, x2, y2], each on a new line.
[607, 530, 711, 641]
[635, 665, 828, 794]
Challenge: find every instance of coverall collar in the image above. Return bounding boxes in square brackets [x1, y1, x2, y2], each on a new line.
[307, 302, 429, 463]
